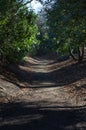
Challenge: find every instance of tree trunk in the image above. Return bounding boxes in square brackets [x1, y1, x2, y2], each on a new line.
[69, 44, 85, 63]
[69, 47, 77, 61]
[77, 45, 84, 63]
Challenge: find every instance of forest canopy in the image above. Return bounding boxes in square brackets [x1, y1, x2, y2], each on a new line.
[0, 0, 86, 64]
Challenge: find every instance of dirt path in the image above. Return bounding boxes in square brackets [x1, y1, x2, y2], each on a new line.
[0, 56, 86, 130]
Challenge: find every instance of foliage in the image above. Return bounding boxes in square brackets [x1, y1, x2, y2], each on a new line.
[36, 9, 56, 55]
[45, 0, 86, 62]
[36, 13, 49, 55]
[0, 0, 39, 64]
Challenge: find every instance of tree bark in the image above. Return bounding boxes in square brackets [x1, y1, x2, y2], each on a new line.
[69, 44, 85, 63]
[69, 47, 77, 61]
[77, 44, 84, 63]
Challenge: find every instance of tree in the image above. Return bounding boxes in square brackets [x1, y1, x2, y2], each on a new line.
[35, 10, 51, 55]
[0, 0, 39, 64]
[45, 0, 86, 63]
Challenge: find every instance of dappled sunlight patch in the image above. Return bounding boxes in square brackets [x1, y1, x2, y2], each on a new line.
[19, 65, 32, 73]
[31, 81, 56, 87]
[25, 57, 43, 64]
[46, 59, 76, 73]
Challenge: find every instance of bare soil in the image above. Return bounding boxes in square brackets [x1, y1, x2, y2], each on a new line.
[0, 54, 86, 130]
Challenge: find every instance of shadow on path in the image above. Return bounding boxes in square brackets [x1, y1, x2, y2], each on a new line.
[0, 57, 86, 130]
[0, 102, 86, 130]
[2, 59, 86, 88]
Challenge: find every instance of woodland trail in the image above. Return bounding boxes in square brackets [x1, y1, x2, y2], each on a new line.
[0, 56, 86, 130]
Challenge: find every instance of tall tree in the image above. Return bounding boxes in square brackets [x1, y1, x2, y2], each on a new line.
[45, 0, 86, 62]
[0, 0, 39, 64]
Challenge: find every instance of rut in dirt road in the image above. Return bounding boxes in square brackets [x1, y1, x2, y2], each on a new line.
[0, 57, 86, 130]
